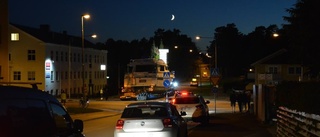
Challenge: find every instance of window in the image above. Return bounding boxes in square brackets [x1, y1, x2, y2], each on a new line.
[268, 66, 278, 74]
[73, 53, 76, 62]
[288, 66, 302, 75]
[50, 51, 53, 60]
[51, 71, 54, 81]
[55, 51, 59, 61]
[65, 52, 68, 62]
[65, 72, 68, 79]
[28, 71, 36, 81]
[61, 52, 64, 62]
[288, 67, 294, 74]
[296, 67, 302, 74]
[56, 71, 59, 81]
[28, 50, 36, 61]
[11, 33, 19, 41]
[50, 103, 73, 136]
[9, 54, 11, 61]
[13, 71, 21, 80]
[61, 71, 64, 80]
[0, 99, 54, 136]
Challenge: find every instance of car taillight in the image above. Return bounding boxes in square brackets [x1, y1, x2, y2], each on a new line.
[163, 118, 172, 128]
[172, 99, 176, 104]
[115, 120, 124, 129]
[181, 92, 188, 96]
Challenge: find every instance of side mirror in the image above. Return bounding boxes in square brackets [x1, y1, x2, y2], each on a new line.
[73, 119, 84, 133]
[180, 111, 187, 116]
[206, 100, 210, 104]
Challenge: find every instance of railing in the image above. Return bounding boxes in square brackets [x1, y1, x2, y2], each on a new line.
[277, 106, 320, 137]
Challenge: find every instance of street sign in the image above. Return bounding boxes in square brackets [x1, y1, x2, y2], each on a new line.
[211, 68, 219, 76]
[163, 79, 171, 88]
[211, 76, 220, 85]
[163, 72, 170, 79]
[212, 87, 218, 93]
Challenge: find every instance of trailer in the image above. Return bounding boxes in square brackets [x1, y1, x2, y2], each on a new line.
[120, 58, 176, 101]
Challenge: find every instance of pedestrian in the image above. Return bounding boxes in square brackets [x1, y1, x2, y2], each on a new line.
[61, 90, 67, 105]
[237, 91, 244, 113]
[245, 90, 252, 112]
[230, 91, 237, 113]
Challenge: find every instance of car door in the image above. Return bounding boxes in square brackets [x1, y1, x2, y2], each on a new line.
[170, 104, 187, 136]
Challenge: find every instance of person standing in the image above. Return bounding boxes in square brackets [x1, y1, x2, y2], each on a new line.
[230, 91, 237, 113]
[61, 90, 67, 105]
[237, 91, 244, 113]
[245, 90, 252, 112]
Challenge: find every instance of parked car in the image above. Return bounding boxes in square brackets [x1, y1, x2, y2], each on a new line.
[114, 101, 188, 137]
[171, 94, 210, 124]
[0, 82, 84, 137]
[189, 78, 199, 86]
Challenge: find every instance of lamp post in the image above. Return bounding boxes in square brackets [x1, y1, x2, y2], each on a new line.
[196, 36, 219, 114]
[196, 36, 217, 69]
[81, 14, 90, 98]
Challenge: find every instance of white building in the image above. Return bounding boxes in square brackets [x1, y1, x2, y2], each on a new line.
[8, 24, 108, 98]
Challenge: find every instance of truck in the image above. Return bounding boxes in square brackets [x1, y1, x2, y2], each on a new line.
[120, 58, 176, 101]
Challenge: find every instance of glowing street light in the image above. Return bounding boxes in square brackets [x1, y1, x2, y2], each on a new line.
[195, 36, 217, 68]
[81, 14, 90, 97]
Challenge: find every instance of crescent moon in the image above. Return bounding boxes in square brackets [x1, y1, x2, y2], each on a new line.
[171, 14, 175, 21]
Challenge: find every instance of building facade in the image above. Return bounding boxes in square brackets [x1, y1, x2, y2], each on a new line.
[8, 24, 108, 98]
[0, 0, 9, 81]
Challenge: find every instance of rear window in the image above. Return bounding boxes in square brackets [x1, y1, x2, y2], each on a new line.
[0, 99, 54, 136]
[121, 107, 168, 118]
[175, 97, 200, 104]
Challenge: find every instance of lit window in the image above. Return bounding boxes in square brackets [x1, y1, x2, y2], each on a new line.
[11, 33, 19, 41]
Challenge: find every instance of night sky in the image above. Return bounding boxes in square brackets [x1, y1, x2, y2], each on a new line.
[9, 0, 296, 50]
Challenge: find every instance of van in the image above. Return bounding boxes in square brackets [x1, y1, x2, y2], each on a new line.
[0, 82, 84, 137]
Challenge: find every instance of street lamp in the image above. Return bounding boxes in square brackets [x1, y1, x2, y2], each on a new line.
[81, 14, 90, 98]
[196, 35, 219, 114]
[195, 36, 217, 69]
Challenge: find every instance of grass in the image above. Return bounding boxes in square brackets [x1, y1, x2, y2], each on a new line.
[191, 86, 214, 97]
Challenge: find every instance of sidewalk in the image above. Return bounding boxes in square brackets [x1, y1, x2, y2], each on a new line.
[199, 112, 277, 137]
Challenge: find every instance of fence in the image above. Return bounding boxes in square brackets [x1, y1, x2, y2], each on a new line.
[277, 106, 320, 137]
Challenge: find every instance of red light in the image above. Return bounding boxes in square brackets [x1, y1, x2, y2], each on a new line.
[115, 120, 124, 129]
[163, 118, 172, 127]
[181, 92, 188, 96]
[172, 98, 176, 104]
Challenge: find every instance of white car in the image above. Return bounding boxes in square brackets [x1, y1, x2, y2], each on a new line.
[114, 101, 188, 137]
[172, 95, 210, 124]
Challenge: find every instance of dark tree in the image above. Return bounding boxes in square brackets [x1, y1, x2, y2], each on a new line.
[283, 0, 320, 78]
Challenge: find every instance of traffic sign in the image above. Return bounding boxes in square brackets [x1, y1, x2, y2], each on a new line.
[212, 87, 218, 93]
[163, 79, 171, 88]
[211, 76, 220, 85]
[163, 72, 170, 79]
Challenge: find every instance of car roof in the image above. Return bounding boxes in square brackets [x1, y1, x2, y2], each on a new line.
[126, 101, 171, 108]
[0, 85, 60, 104]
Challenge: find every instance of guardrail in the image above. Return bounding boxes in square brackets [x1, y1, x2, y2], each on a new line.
[277, 106, 320, 137]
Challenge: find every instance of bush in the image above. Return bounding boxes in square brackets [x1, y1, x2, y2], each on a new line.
[276, 81, 320, 114]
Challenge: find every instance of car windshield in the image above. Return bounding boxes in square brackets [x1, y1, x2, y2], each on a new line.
[121, 107, 168, 118]
[175, 97, 200, 104]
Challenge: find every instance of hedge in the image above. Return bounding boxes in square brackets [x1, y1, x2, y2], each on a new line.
[276, 81, 320, 115]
